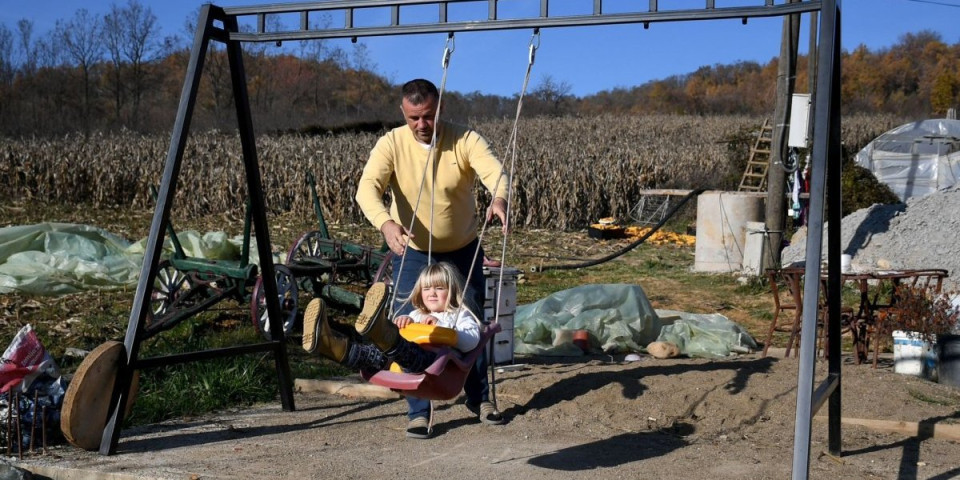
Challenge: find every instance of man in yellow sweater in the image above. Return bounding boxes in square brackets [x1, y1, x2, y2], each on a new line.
[356, 78, 508, 437]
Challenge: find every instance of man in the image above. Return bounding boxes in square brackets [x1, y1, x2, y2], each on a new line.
[355, 78, 508, 437]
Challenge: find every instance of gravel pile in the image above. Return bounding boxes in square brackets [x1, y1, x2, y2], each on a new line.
[782, 185, 960, 291]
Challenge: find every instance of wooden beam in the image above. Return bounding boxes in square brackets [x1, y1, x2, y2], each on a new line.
[295, 378, 400, 399]
[815, 416, 960, 441]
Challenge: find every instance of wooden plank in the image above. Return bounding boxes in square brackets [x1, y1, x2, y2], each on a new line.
[815, 416, 960, 441]
[634, 189, 694, 196]
[295, 378, 400, 399]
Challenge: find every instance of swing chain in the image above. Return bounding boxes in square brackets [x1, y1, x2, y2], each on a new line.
[528, 29, 540, 66]
[442, 33, 455, 69]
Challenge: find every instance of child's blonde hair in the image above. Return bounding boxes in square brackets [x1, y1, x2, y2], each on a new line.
[408, 262, 466, 313]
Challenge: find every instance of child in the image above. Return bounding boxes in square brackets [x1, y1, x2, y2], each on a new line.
[393, 262, 481, 353]
[302, 262, 481, 439]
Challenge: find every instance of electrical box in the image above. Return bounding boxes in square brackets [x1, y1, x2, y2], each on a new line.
[788, 93, 811, 148]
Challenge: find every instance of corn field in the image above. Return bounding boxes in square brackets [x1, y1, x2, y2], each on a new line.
[1, 114, 904, 230]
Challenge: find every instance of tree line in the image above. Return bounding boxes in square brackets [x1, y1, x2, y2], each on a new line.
[1, 1, 958, 138]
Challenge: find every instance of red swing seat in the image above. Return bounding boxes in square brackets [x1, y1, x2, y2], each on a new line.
[360, 323, 502, 400]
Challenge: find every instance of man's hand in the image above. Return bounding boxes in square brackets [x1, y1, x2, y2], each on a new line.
[486, 197, 509, 234]
[380, 220, 413, 255]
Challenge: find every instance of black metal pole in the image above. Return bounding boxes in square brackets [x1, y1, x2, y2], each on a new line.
[825, 4, 843, 457]
[99, 5, 218, 455]
[223, 13, 296, 412]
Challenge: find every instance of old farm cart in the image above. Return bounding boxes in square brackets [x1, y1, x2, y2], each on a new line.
[100, 2, 843, 478]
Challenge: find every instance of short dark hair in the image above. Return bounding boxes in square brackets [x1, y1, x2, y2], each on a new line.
[401, 79, 439, 105]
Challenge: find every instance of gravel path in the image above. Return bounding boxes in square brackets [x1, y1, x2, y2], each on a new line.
[782, 186, 960, 292]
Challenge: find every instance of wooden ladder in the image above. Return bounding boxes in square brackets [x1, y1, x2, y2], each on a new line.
[738, 119, 773, 192]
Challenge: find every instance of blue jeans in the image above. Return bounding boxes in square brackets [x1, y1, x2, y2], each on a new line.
[390, 238, 490, 420]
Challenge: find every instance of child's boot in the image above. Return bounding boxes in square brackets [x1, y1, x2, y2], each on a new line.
[354, 282, 399, 352]
[304, 297, 389, 371]
[302, 298, 349, 362]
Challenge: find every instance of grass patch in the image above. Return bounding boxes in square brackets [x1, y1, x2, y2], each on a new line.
[906, 388, 958, 407]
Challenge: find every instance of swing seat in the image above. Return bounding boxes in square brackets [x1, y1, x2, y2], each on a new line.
[361, 323, 502, 401]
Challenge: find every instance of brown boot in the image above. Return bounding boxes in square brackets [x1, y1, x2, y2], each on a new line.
[303, 298, 349, 363]
[354, 282, 399, 353]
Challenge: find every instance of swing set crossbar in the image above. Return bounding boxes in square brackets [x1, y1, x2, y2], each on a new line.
[223, 0, 822, 42]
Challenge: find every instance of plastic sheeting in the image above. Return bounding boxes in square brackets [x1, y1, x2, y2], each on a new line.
[0, 223, 272, 295]
[513, 284, 758, 358]
[855, 119, 960, 201]
[655, 309, 758, 359]
[514, 284, 661, 356]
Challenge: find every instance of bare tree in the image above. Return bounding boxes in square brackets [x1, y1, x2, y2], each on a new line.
[57, 9, 104, 134]
[103, 6, 125, 125]
[103, 0, 162, 130]
[532, 74, 573, 115]
[122, 0, 160, 129]
[16, 19, 36, 75]
[0, 24, 13, 85]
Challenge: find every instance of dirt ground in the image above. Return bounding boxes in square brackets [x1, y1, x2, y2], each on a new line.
[14, 349, 960, 480]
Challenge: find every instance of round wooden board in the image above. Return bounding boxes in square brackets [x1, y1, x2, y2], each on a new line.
[60, 341, 138, 451]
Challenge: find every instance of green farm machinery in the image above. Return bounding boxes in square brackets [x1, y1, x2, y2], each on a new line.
[146, 174, 392, 342]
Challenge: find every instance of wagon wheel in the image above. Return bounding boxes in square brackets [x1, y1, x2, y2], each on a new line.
[372, 251, 395, 287]
[149, 259, 193, 321]
[286, 230, 326, 265]
[251, 264, 299, 341]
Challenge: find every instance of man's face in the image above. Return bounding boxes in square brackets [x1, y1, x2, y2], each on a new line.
[401, 96, 439, 144]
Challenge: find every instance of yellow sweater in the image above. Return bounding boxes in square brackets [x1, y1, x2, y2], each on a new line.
[356, 122, 508, 253]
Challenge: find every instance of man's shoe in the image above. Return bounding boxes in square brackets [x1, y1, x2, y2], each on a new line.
[302, 298, 349, 363]
[466, 401, 504, 425]
[406, 416, 431, 439]
[354, 282, 399, 352]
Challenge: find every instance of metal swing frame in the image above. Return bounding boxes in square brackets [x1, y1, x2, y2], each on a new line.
[101, 3, 842, 479]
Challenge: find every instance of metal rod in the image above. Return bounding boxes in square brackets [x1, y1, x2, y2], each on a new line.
[223, 11, 296, 413]
[792, 1, 839, 478]
[15, 391, 22, 460]
[41, 405, 47, 455]
[40, 405, 47, 455]
[134, 342, 280, 369]
[825, 3, 844, 457]
[225, 1, 821, 42]
[811, 373, 839, 413]
[6, 394, 11, 455]
[30, 391, 37, 454]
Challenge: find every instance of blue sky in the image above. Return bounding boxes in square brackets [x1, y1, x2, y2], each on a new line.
[3, 0, 959, 97]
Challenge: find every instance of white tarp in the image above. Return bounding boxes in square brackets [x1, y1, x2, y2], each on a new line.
[855, 119, 960, 201]
[0, 223, 271, 295]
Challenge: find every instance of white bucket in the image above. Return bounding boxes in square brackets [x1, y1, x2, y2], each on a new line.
[840, 254, 852, 273]
[892, 330, 936, 377]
